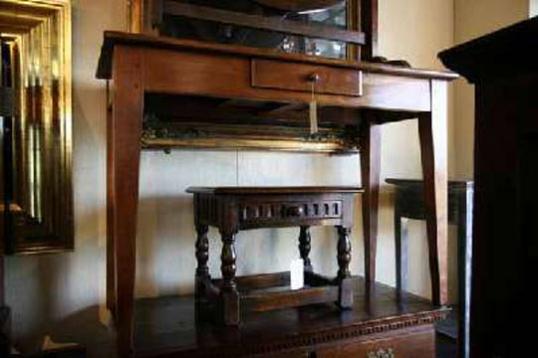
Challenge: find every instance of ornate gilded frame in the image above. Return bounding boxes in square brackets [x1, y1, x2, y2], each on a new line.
[0, 0, 72, 254]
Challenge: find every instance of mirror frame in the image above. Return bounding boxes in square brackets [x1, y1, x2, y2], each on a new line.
[0, 0, 72, 255]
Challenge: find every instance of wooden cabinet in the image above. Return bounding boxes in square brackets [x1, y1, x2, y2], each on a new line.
[439, 16, 538, 358]
[316, 326, 434, 358]
[133, 281, 446, 357]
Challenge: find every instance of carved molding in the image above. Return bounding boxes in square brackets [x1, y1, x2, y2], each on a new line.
[193, 309, 447, 356]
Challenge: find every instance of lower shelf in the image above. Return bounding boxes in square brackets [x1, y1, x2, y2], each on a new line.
[205, 271, 344, 315]
[134, 277, 449, 357]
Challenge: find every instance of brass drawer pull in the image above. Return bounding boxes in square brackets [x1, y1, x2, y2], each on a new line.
[367, 348, 395, 358]
[307, 73, 320, 83]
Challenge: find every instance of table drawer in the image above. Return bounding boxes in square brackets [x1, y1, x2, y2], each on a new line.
[316, 326, 435, 358]
[251, 59, 362, 97]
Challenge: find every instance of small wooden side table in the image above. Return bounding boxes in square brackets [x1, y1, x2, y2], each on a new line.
[186, 186, 363, 325]
[386, 178, 473, 358]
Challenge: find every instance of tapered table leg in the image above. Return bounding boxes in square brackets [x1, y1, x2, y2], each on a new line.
[395, 211, 409, 294]
[108, 46, 144, 357]
[418, 80, 449, 306]
[220, 230, 239, 325]
[360, 118, 381, 288]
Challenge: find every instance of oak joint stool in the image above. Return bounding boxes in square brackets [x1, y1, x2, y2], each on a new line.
[187, 186, 363, 325]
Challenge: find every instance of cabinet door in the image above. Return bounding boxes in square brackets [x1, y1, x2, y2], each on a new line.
[316, 325, 435, 358]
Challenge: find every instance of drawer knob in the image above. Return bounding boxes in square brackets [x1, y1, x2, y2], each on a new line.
[307, 73, 320, 83]
[285, 206, 304, 217]
[367, 348, 394, 358]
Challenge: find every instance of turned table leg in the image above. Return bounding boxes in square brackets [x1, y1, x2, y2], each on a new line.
[220, 230, 239, 325]
[108, 46, 144, 357]
[298, 226, 313, 272]
[195, 224, 209, 299]
[418, 80, 449, 306]
[336, 226, 353, 308]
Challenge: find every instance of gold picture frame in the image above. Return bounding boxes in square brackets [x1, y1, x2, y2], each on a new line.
[0, 0, 72, 254]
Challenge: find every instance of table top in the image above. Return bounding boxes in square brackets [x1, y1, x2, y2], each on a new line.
[96, 31, 458, 81]
[186, 186, 364, 195]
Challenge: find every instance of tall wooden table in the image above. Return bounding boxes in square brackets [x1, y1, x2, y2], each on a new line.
[96, 31, 456, 356]
[387, 178, 473, 358]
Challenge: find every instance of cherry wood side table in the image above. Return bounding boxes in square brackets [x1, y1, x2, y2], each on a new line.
[386, 178, 473, 358]
[187, 186, 362, 325]
[96, 32, 457, 355]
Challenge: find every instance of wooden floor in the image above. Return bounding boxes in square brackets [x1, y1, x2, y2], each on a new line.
[132, 277, 448, 357]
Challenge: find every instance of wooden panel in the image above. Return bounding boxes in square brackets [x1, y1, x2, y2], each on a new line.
[143, 48, 431, 111]
[251, 59, 362, 96]
[361, 72, 430, 112]
[316, 325, 435, 358]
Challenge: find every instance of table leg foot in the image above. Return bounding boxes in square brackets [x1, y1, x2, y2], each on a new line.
[338, 277, 354, 309]
[221, 290, 240, 326]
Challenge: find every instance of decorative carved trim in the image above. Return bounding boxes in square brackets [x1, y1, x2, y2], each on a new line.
[141, 114, 361, 154]
[367, 348, 395, 358]
[247, 310, 445, 355]
[239, 200, 342, 223]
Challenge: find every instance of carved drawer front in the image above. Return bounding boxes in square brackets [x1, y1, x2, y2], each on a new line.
[251, 59, 362, 97]
[240, 200, 343, 224]
[316, 326, 435, 358]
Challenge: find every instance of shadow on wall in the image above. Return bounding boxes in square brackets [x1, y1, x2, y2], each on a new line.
[15, 305, 115, 357]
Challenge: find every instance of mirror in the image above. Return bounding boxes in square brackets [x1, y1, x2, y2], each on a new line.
[0, 0, 72, 255]
[133, 0, 359, 60]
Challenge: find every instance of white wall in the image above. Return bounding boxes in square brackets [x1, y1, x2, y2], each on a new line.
[531, 0, 538, 16]
[378, 0, 457, 301]
[5, 0, 457, 355]
[453, 0, 529, 178]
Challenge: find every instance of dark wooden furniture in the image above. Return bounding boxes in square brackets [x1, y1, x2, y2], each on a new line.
[134, 279, 448, 357]
[96, 31, 456, 355]
[187, 186, 362, 325]
[386, 178, 473, 358]
[439, 17, 538, 358]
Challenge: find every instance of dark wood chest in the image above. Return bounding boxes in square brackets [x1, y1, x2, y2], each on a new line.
[134, 279, 447, 357]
